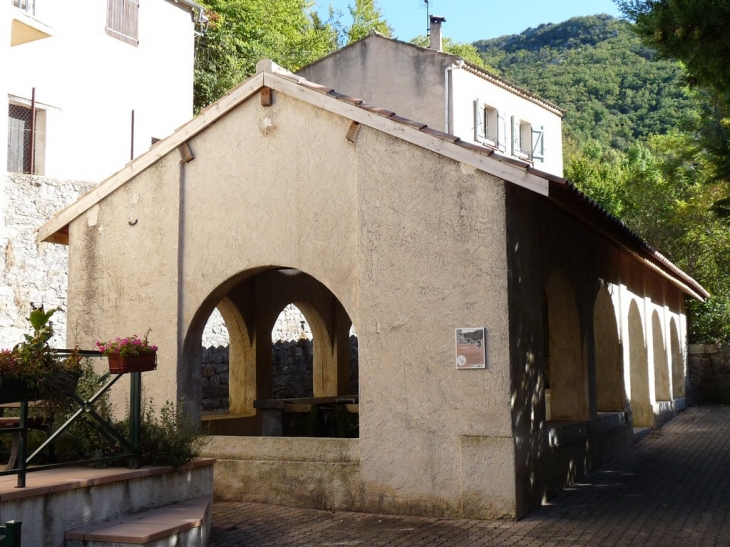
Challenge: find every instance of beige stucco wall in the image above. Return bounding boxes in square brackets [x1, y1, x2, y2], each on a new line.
[297, 35, 453, 132]
[64, 89, 517, 518]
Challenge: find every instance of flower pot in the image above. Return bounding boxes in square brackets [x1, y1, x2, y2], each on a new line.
[0, 377, 38, 403]
[107, 353, 157, 374]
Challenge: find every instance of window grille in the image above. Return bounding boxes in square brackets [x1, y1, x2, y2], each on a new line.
[106, 0, 139, 46]
[7, 104, 45, 175]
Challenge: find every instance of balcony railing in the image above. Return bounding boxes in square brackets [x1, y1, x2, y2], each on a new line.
[12, 0, 35, 16]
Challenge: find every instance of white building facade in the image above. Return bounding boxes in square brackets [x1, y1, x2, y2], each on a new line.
[0, 0, 202, 346]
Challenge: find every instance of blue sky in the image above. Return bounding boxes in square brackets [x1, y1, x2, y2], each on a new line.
[314, 0, 623, 44]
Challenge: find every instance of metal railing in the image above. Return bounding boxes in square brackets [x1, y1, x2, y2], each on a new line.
[11, 0, 35, 16]
[0, 350, 144, 488]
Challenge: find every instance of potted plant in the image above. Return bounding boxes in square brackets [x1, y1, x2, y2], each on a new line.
[0, 306, 81, 405]
[96, 332, 158, 374]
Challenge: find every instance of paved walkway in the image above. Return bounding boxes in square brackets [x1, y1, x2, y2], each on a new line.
[210, 406, 730, 546]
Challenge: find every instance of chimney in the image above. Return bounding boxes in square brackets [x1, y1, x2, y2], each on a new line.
[429, 15, 445, 52]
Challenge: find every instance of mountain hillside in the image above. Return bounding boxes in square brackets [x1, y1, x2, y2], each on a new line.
[474, 15, 696, 149]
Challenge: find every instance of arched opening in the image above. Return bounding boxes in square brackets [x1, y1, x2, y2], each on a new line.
[628, 300, 651, 427]
[271, 304, 314, 400]
[201, 306, 231, 413]
[188, 267, 357, 438]
[594, 287, 624, 412]
[670, 318, 684, 398]
[544, 270, 588, 421]
[652, 311, 670, 401]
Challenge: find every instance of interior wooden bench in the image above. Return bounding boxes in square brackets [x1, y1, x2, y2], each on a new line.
[253, 396, 358, 436]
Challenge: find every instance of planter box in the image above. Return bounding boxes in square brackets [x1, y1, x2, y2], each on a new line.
[107, 353, 157, 374]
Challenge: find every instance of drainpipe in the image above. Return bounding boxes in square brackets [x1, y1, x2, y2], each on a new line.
[444, 60, 463, 134]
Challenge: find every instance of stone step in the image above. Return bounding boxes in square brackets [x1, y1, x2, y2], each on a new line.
[64, 495, 210, 547]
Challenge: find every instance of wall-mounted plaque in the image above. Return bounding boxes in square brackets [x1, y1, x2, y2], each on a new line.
[455, 327, 487, 369]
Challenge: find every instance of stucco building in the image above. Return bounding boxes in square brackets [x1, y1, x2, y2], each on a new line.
[298, 18, 564, 178]
[40, 61, 707, 519]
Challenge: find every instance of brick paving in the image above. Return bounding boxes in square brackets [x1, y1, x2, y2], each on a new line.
[210, 406, 730, 546]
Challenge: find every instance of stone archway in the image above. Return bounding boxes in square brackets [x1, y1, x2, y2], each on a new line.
[652, 311, 670, 401]
[184, 267, 355, 435]
[628, 300, 651, 427]
[544, 270, 588, 420]
[594, 287, 624, 412]
[670, 318, 684, 398]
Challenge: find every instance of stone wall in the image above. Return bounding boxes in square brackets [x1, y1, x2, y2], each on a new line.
[0, 173, 97, 348]
[688, 344, 730, 405]
[201, 336, 359, 411]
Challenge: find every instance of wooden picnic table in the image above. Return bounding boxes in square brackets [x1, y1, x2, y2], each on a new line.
[253, 396, 358, 436]
[0, 402, 54, 471]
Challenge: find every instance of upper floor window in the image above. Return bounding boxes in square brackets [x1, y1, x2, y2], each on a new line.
[512, 117, 545, 163]
[106, 0, 139, 46]
[474, 99, 506, 152]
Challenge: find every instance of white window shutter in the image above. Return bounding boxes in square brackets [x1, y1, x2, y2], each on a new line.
[511, 116, 520, 156]
[474, 99, 484, 143]
[532, 126, 545, 162]
[497, 111, 507, 152]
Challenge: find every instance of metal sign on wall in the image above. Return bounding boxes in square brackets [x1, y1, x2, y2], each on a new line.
[455, 327, 487, 369]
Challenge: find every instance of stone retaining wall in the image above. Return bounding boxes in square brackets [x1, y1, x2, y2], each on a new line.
[202, 336, 359, 411]
[1, 173, 97, 348]
[688, 344, 730, 405]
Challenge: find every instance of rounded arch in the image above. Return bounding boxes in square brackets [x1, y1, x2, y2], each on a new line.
[182, 266, 356, 434]
[544, 269, 588, 420]
[670, 318, 684, 398]
[628, 300, 651, 427]
[593, 287, 625, 412]
[652, 311, 670, 401]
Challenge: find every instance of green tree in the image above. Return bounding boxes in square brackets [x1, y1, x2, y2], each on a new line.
[616, 0, 730, 191]
[616, 0, 730, 94]
[194, 0, 339, 111]
[346, 0, 392, 44]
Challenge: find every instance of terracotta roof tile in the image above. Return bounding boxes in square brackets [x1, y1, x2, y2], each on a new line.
[421, 127, 459, 142]
[335, 94, 365, 106]
[389, 115, 427, 130]
[298, 81, 334, 94]
[358, 104, 396, 118]
[457, 141, 495, 156]
[493, 154, 530, 169]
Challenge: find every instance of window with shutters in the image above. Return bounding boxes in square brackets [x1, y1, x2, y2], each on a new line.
[511, 117, 546, 163]
[106, 0, 139, 46]
[7, 103, 46, 175]
[473, 99, 506, 152]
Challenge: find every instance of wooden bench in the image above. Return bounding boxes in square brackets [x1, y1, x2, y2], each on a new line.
[254, 396, 358, 436]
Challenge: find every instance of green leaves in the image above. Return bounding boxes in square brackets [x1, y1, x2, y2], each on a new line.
[194, 0, 340, 111]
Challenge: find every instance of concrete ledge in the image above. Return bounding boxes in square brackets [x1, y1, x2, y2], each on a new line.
[65, 495, 211, 546]
[591, 412, 628, 434]
[546, 420, 588, 447]
[203, 435, 359, 463]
